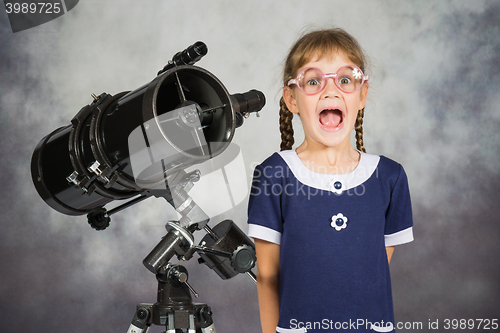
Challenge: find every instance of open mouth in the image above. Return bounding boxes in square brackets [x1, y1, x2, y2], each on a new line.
[319, 109, 344, 131]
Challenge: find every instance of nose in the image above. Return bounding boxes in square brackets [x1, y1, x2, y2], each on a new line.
[321, 77, 341, 99]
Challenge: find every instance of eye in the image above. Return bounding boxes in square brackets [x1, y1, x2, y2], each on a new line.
[307, 78, 321, 86]
[338, 77, 351, 85]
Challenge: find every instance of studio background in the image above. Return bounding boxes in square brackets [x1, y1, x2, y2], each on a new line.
[1, 1, 499, 332]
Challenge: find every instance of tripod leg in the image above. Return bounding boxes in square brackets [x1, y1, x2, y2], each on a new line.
[166, 312, 175, 333]
[127, 306, 151, 333]
[188, 313, 196, 333]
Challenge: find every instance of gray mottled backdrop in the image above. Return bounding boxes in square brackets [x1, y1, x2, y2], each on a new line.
[1, 1, 499, 332]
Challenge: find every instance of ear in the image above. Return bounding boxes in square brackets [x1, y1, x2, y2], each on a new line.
[283, 86, 299, 114]
[358, 83, 369, 110]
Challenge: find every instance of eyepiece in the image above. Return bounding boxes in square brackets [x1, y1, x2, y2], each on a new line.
[230, 89, 266, 127]
[158, 41, 208, 75]
[172, 41, 208, 67]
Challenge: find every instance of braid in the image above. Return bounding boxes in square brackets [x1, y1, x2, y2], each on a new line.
[355, 108, 366, 153]
[279, 97, 294, 151]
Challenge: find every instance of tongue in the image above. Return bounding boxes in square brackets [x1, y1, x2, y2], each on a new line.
[320, 110, 342, 128]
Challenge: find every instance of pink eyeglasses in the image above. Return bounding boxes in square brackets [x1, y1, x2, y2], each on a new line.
[287, 65, 369, 94]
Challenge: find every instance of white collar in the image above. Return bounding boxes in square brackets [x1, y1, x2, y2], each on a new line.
[278, 150, 380, 193]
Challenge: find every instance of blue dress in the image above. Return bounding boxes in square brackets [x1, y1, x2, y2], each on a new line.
[247, 150, 413, 333]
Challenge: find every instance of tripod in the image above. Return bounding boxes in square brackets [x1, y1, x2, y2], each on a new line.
[127, 264, 215, 333]
[115, 170, 256, 333]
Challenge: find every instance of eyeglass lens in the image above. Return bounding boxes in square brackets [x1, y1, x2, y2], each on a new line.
[299, 66, 364, 94]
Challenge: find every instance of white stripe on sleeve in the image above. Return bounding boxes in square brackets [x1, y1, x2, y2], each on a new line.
[248, 224, 281, 245]
[385, 227, 414, 247]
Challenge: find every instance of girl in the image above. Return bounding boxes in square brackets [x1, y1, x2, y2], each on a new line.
[247, 28, 413, 333]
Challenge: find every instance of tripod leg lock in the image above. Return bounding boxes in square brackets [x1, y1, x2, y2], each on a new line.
[196, 305, 215, 329]
[127, 306, 151, 333]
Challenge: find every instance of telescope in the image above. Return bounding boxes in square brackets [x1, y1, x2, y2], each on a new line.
[31, 41, 264, 333]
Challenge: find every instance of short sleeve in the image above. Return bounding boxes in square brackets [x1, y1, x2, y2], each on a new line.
[384, 164, 414, 247]
[247, 164, 283, 245]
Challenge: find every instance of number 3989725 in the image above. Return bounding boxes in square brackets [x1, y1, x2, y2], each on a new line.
[5, 2, 62, 14]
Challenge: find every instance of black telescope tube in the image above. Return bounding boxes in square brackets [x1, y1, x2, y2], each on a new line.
[31, 40, 266, 219]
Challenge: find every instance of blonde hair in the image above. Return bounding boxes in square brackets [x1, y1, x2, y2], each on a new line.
[280, 28, 368, 152]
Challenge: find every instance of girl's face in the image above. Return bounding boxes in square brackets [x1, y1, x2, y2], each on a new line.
[283, 53, 369, 150]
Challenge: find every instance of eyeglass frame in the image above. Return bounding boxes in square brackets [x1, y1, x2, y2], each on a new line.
[287, 65, 370, 94]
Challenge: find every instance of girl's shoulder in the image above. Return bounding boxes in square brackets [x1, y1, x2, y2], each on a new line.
[376, 155, 410, 188]
[377, 155, 407, 174]
[379, 155, 403, 171]
[251, 151, 294, 183]
[256, 151, 291, 169]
